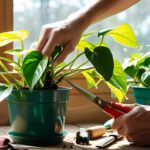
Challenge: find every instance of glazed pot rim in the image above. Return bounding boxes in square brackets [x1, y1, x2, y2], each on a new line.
[7, 86, 70, 103]
[131, 86, 150, 89]
[12, 86, 71, 92]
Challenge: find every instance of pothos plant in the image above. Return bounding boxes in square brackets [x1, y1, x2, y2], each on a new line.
[0, 23, 138, 103]
[124, 49, 150, 87]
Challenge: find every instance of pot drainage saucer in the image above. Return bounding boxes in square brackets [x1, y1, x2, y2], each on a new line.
[8, 131, 67, 146]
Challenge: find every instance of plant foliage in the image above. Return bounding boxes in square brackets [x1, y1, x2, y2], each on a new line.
[124, 50, 150, 88]
[0, 23, 138, 102]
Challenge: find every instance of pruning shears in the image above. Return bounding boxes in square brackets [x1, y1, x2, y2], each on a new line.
[67, 80, 131, 119]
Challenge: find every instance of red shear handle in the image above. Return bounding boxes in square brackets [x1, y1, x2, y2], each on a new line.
[111, 102, 131, 113]
[103, 103, 131, 119]
[103, 106, 125, 119]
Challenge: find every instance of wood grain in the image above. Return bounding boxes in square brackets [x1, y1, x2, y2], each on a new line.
[0, 0, 13, 70]
[0, 0, 13, 126]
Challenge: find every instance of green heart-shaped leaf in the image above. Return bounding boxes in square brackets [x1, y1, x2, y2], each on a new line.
[107, 23, 139, 47]
[106, 60, 127, 102]
[23, 51, 48, 90]
[51, 45, 63, 60]
[85, 46, 114, 81]
[98, 23, 139, 48]
[124, 64, 138, 78]
[141, 71, 150, 87]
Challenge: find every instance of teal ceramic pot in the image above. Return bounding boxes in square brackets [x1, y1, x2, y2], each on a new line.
[6, 88, 69, 146]
[132, 86, 150, 105]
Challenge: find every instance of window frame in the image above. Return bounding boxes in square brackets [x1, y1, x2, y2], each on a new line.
[0, 0, 13, 126]
[0, 0, 13, 71]
[0, 0, 13, 32]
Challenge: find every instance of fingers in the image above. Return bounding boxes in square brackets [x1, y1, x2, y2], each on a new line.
[114, 102, 138, 110]
[42, 30, 61, 57]
[113, 105, 147, 130]
[56, 42, 75, 64]
[112, 115, 123, 130]
[112, 105, 150, 146]
[36, 28, 50, 52]
[36, 27, 76, 63]
[37, 27, 63, 58]
[126, 130, 150, 145]
[36, 19, 83, 63]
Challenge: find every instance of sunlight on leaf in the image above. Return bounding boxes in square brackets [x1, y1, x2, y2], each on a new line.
[0, 84, 13, 102]
[105, 23, 139, 48]
[106, 60, 127, 102]
[76, 40, 95, 51]
[82, 71, 96, 89]
[23, 51, 48, 90]
[4, 49, 30, 56]
[0, 30, 28, 47]
[106, 82, 125, 103]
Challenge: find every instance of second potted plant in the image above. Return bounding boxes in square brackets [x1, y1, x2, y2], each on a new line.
[124, 50, 150, 105]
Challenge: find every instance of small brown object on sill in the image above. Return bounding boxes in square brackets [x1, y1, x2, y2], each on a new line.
[87, 125, 106, 139]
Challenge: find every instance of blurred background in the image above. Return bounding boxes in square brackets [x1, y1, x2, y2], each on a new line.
[13, 0, 150, 64]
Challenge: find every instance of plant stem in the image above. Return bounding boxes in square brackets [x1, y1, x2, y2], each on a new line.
[68, 50, 80, 70]
[54, 52, 85, 77]
[99, 35, 105, 46]
[0, 73, 11, 85]
[0, 61, 21, 89]
[76, 60, 89, 69]
[49, 61, 55, 78]
[0, 56, 21, 68]
[21, 40, 24, 51]
[55, 67, 94, 84]
[0, 56, 25, 86]
[95, 78, 102, 87]
[19, 40, 24, 64]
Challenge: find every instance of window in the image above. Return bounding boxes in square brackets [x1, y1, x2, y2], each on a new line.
[13, 0, 88, 49]
[13, 0, 150, 63]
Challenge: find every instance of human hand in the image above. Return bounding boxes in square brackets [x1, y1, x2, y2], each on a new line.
[112, 104, 150, 146]
[36, 16, 88, 64]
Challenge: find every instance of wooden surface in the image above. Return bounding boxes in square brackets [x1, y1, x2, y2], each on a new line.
[0, 125, 149, 150]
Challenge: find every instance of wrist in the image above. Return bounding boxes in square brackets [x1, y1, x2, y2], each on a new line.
[67, 10, 92, 32]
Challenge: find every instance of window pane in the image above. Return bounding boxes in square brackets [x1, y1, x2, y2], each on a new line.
[13, 0, 150, 63]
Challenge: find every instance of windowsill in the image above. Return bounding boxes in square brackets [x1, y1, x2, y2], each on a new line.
[0, 124, 148, 150]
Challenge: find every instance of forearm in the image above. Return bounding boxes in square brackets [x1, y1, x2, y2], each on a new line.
[68, 0, 140, 31]
[37, 0, 140, 62]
